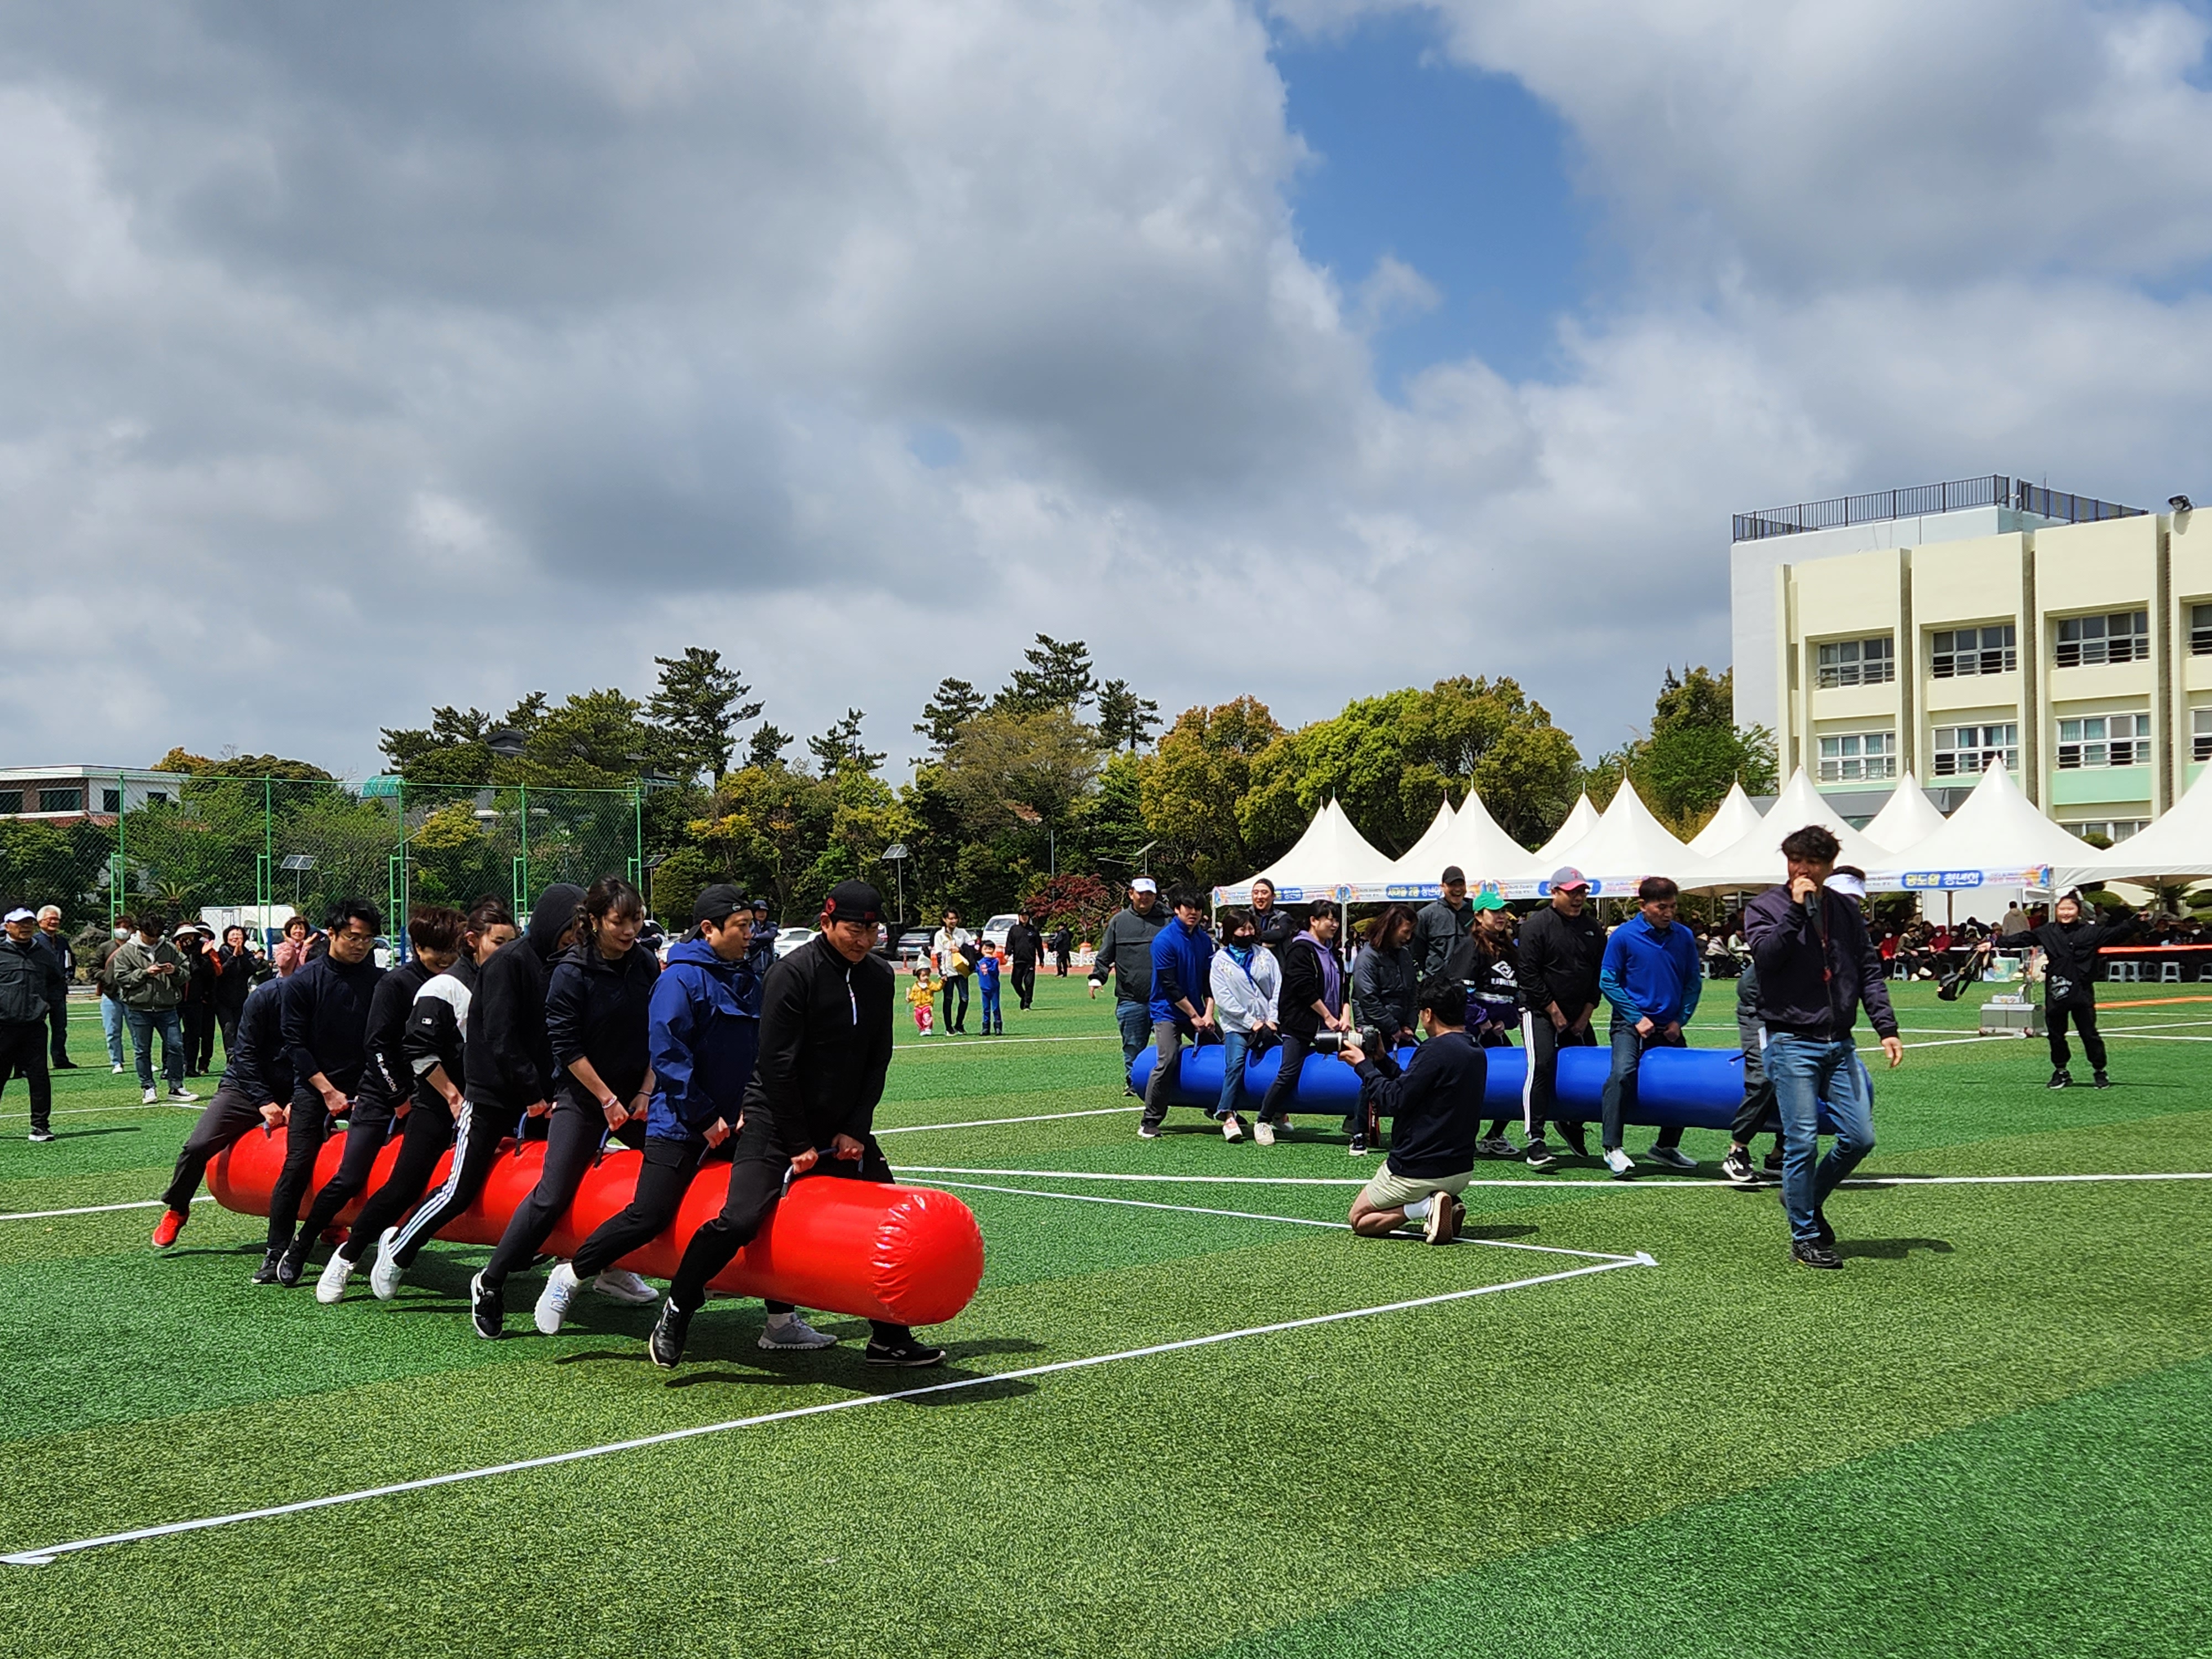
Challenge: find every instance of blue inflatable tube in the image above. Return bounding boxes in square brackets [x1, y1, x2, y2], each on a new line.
[1129, 1041, 1848, 1134]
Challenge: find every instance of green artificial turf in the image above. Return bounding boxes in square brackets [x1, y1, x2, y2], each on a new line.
[0, 980, 2207, 1657]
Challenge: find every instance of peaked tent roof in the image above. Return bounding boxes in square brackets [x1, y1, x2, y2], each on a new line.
[1220, 797, 1400, 900]
[1687, 782, 1765, 856]
[1384, 801, 1462, 886]
[1434, 788, 1537, 884]
[1697, 769, 1887, 889]
[1862, 771, 1950, 853]
[1533, 795, 1601, 864]
[1511, 778, 1703, 895]
[1864, 761, 2094, 891]
[2060, 765, 2212, 886]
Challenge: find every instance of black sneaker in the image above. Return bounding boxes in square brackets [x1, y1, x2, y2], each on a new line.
[2048, 1068, 2072, 1089]
[649, 1298, 695, 1369]
[469, 1272, 503, 1340]
[1721, 1147, 1759, 1186]
[2093, 1070, 2110, 1089]
[864, 1335, 948, 1367]
[1814, 1206, 1835, 1245]
[1348, 1134, 1368, 1156]
[275, 1237, 312, 1288]
[1762, 1146, 1786, 1173]
[27, 1128, 55, 1144]
[1791, 1239, 1843, 1270]
[250, 1246, 287, 1285]
[1557, 1123, 1590, 1159]
[51, 1058, 76, 1070]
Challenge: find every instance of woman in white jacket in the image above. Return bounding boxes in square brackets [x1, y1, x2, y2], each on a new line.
[1208, 908, 1283, 1144]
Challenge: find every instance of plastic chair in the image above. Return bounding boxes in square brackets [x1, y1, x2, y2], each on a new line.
[2161, 959, 2182, 984]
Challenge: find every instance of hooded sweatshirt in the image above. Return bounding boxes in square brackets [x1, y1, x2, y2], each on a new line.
[546, 939, 661, 1111]
[463, 883, 585, 1112]
[646, 936, 762, 1141]
[405, 951, 481, 1111]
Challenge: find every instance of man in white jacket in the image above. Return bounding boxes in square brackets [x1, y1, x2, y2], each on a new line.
[1208, 908, 1282, 1144]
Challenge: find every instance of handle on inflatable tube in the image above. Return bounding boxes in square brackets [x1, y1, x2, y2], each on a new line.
[210, 1126, 984, 1327]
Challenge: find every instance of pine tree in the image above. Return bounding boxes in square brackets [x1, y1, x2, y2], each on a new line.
[915, 677, 986, 752]
[994, 635, 1097, 714]
[806, 709, 885, 774]
[647, 646, 762, 782]
[1097, 679, 1161, 752]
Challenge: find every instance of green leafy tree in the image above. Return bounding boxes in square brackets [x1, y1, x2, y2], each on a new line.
[914, 677, 986, 754]
[807, 709, 885, 775]
[939, 707, 1103, 833]
[648, 647, 761, 782]
[512, 689, 653, 787]
[1137, 697, 1282, 885]
[993, 634, 1097, 715]
[1097, 679, 1161, 753]
[154, 748, 332, 781]
[1621, 666, 1779, 836]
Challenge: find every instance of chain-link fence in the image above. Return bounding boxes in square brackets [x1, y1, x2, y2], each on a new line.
[0, 776, 643, 949]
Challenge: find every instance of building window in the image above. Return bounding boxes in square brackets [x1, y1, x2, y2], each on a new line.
[145, 791, 168, 805]
[1814, 636, 1895, 689]
[2057, 713, 2146, 769]
[38, 788, 81, 813]
[2193, 604, 2212, 657]
[0, 791, 20, 814]
[2194, 708, 2212, 763]
[1929, 624, 2017, 678]
[1818, 731, 1898, 781]
[2062, 820, 2148, 844]
[102, 789, 121, 812]
[2054, 609, 2150, 668]
[1932, 723, 2018, 776]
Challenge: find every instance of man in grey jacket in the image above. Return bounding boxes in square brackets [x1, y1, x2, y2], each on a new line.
[1412, 866, 1475, 985]
[109, 915, 197, 1105]
[1090, 878, 1170, 1087]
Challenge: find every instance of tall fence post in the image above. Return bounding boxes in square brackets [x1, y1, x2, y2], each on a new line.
[628, 784, 644, 888]
[513, 782, 530, 919]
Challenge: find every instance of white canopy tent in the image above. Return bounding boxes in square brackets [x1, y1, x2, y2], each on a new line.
[1381, 788, 1536, 895]
[1687, 782, 1765, 857]
[1533, 794, 1601, 865]
[1865, 761, 2095, 898]
[1504, 778, 1702, 898]
[1861, 771, 1950, 853]
[2060, 765, 2212, 888]
[1212, 798, 1401, 905]
[1697, 768, 1888, 890]
[1383, 800, 1461, 890]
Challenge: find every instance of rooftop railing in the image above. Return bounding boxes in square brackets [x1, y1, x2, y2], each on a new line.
[1733, 475, 2145, 542]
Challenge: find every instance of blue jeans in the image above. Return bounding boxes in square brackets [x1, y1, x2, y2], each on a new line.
[1599, 1012, 1684, 1152]
[123, 1005, 185, 1091]
[979, 982, 1002, 1032]
[101, 997, 126, 1067]
[1215, 1028, 1251, 1119]
[1115, 999, 1152, 1087]
[1766, 1034, 1876, 1243]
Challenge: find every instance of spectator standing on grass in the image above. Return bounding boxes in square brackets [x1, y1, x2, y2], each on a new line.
[214, 924, 255, 1057]
[1412, 867, 1475, 985]
[1048, 922, 1073, 977]
[1351, 904, 1419, 1055]
[94, 914, 135, 1073]
[975, 940, 1005, 1035]
[1208, 908, 1280, 1139]
[1090, 878, 1169, 1087]
[1259, 900, 1351, 1147]
[2, 907, 68, 1144]
[1514, 868, 1599, 1170]
[932, 907, 975, 1035]
[112, 915, 196, 1105]
[1248, 877, 1298, 958]
[33, 906, 75, 1070]
[1462, 891, 1525, 1157]
[150, 972, 294, 1248]
[1595, 877, 1699, 1179]
[181, 923, 220, 1076]
[1138, 886, 1217, 1140]
[1333, 980, 1485, 1246]
[273, 914, 312, 977]
[1006, 910, 1042, 1010]
[2028, 890, 2137, 1090]
[1745, 833, 1902, 1271]
[909, 963, 937, 1035]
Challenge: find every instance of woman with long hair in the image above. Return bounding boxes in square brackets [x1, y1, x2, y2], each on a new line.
[213, 924, 255, 1058]
[470, 875, 662, 1336]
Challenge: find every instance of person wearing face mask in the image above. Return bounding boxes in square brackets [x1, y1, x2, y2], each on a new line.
[469, 877, 662, 1338]
[1460, 891, 1526, 1158]
[95, 915, 137, 1073]
[1258, 899, 1350, 1146]
[1208, 908, 1281, 1142]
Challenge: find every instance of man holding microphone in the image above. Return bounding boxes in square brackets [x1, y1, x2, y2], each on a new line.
[1743, 828, 1902, 1270]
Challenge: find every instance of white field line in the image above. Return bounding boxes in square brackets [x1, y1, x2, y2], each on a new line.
[896, 1165, 2212, 1192]
[0, 1253, 1651, 1567]
[878, 1106, 1134, 1136]
[895, 1034, 1119, 1052]
[918, 1177, 1641, 1264]
[0, 1194, 216, 1224]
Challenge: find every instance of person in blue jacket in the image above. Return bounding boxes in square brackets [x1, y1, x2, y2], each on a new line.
[1138, 886, 1218, 1138]
[531, 885, 836, 1350]
[1595, 876, 1701, 1178]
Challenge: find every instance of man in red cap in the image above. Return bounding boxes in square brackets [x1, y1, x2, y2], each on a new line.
[649, 878, 947, 1370]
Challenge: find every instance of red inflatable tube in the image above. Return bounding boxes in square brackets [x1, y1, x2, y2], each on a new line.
[210, 1124, 984, 1328]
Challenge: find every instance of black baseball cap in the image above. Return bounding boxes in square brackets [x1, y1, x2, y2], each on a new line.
[1441, 865, 1466, 885]
[693, 884, 745, 925]
[823, 879, 884, 924]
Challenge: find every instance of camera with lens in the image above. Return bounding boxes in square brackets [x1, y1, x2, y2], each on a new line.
[1311, 1025, 1383, 1055]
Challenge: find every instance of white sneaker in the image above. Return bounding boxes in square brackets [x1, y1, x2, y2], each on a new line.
[1604, 1147, 1637, 1179]
[166, 1087, 199, 1104]
[1479, 1136, 1516, 1159]
[590, 1267, 657, 1305]
[1645, 1144, 1698, 1171]
[315, 1253, 356, 1305]
[142, 1086, 158, 1105]
[1220, 1112, 1244, 1142]
[758, 1311, 838, 1350]
[369, 1227, 405, 1300]
[535, 1261, 580, 1334]
[1253, 1117, 1276, 1147]
[112, 1062, 126, 1075]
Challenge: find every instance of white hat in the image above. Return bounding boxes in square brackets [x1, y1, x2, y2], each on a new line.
[2, 907, 34, 925]
[1130, 877, 1158, 894]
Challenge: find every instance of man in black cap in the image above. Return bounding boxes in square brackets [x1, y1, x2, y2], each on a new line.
[1514, 867, 1600, 1167]
[649, 878, 946, 1369]
[1412, 867, 1475, 987]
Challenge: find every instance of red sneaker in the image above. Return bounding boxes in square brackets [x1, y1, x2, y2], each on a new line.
[151, 1208, 189, 1249]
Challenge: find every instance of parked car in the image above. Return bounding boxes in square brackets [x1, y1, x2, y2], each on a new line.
[772, 926, 815, 959]
[982, 914, 1019, 951]
[894, 928, 935, 968]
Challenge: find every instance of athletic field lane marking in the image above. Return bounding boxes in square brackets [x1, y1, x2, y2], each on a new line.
[0, 1194, 216, 1224]
[897, 1165, 2212, 1192]
[0, 1254, 1652, 1567]
[878, 1106, 1134, 1135]
[918, 1177, 1644, 1264]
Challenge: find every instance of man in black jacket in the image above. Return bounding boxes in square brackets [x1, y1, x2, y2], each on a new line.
[1336, 980, 1484, 1244]
[1744, 832, 1902, 1270]
[1411, 867, 1474, 984]
[1248, 879, 1298, 957]
[2030, 891, 2136, 1088]
[1005, 910, 1042, 1010]
[1090, 878, 1170, 1086]
[1514, 868, 1600, 1168]
[1, 907, 68, 1143]
[652, 880, 945, 1370]
[285, 906, 466, 1288]
[258, 899, 385, 1285]
[152, 973, 294, 1245]
[1258, 900, 1350, 1144]
[34, 907, 75, 1069]
[371, 884, 583, 1293]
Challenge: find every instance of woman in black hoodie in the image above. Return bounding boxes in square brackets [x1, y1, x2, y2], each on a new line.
[471, 877, 660, 1337]
[2030, 891, 2138, 1089]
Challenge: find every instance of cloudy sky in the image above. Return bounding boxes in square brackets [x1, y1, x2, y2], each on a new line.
[6, 0, 2211, 779]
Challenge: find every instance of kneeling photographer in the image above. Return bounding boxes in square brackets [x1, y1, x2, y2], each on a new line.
[1335, 980, 1486, 1244]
